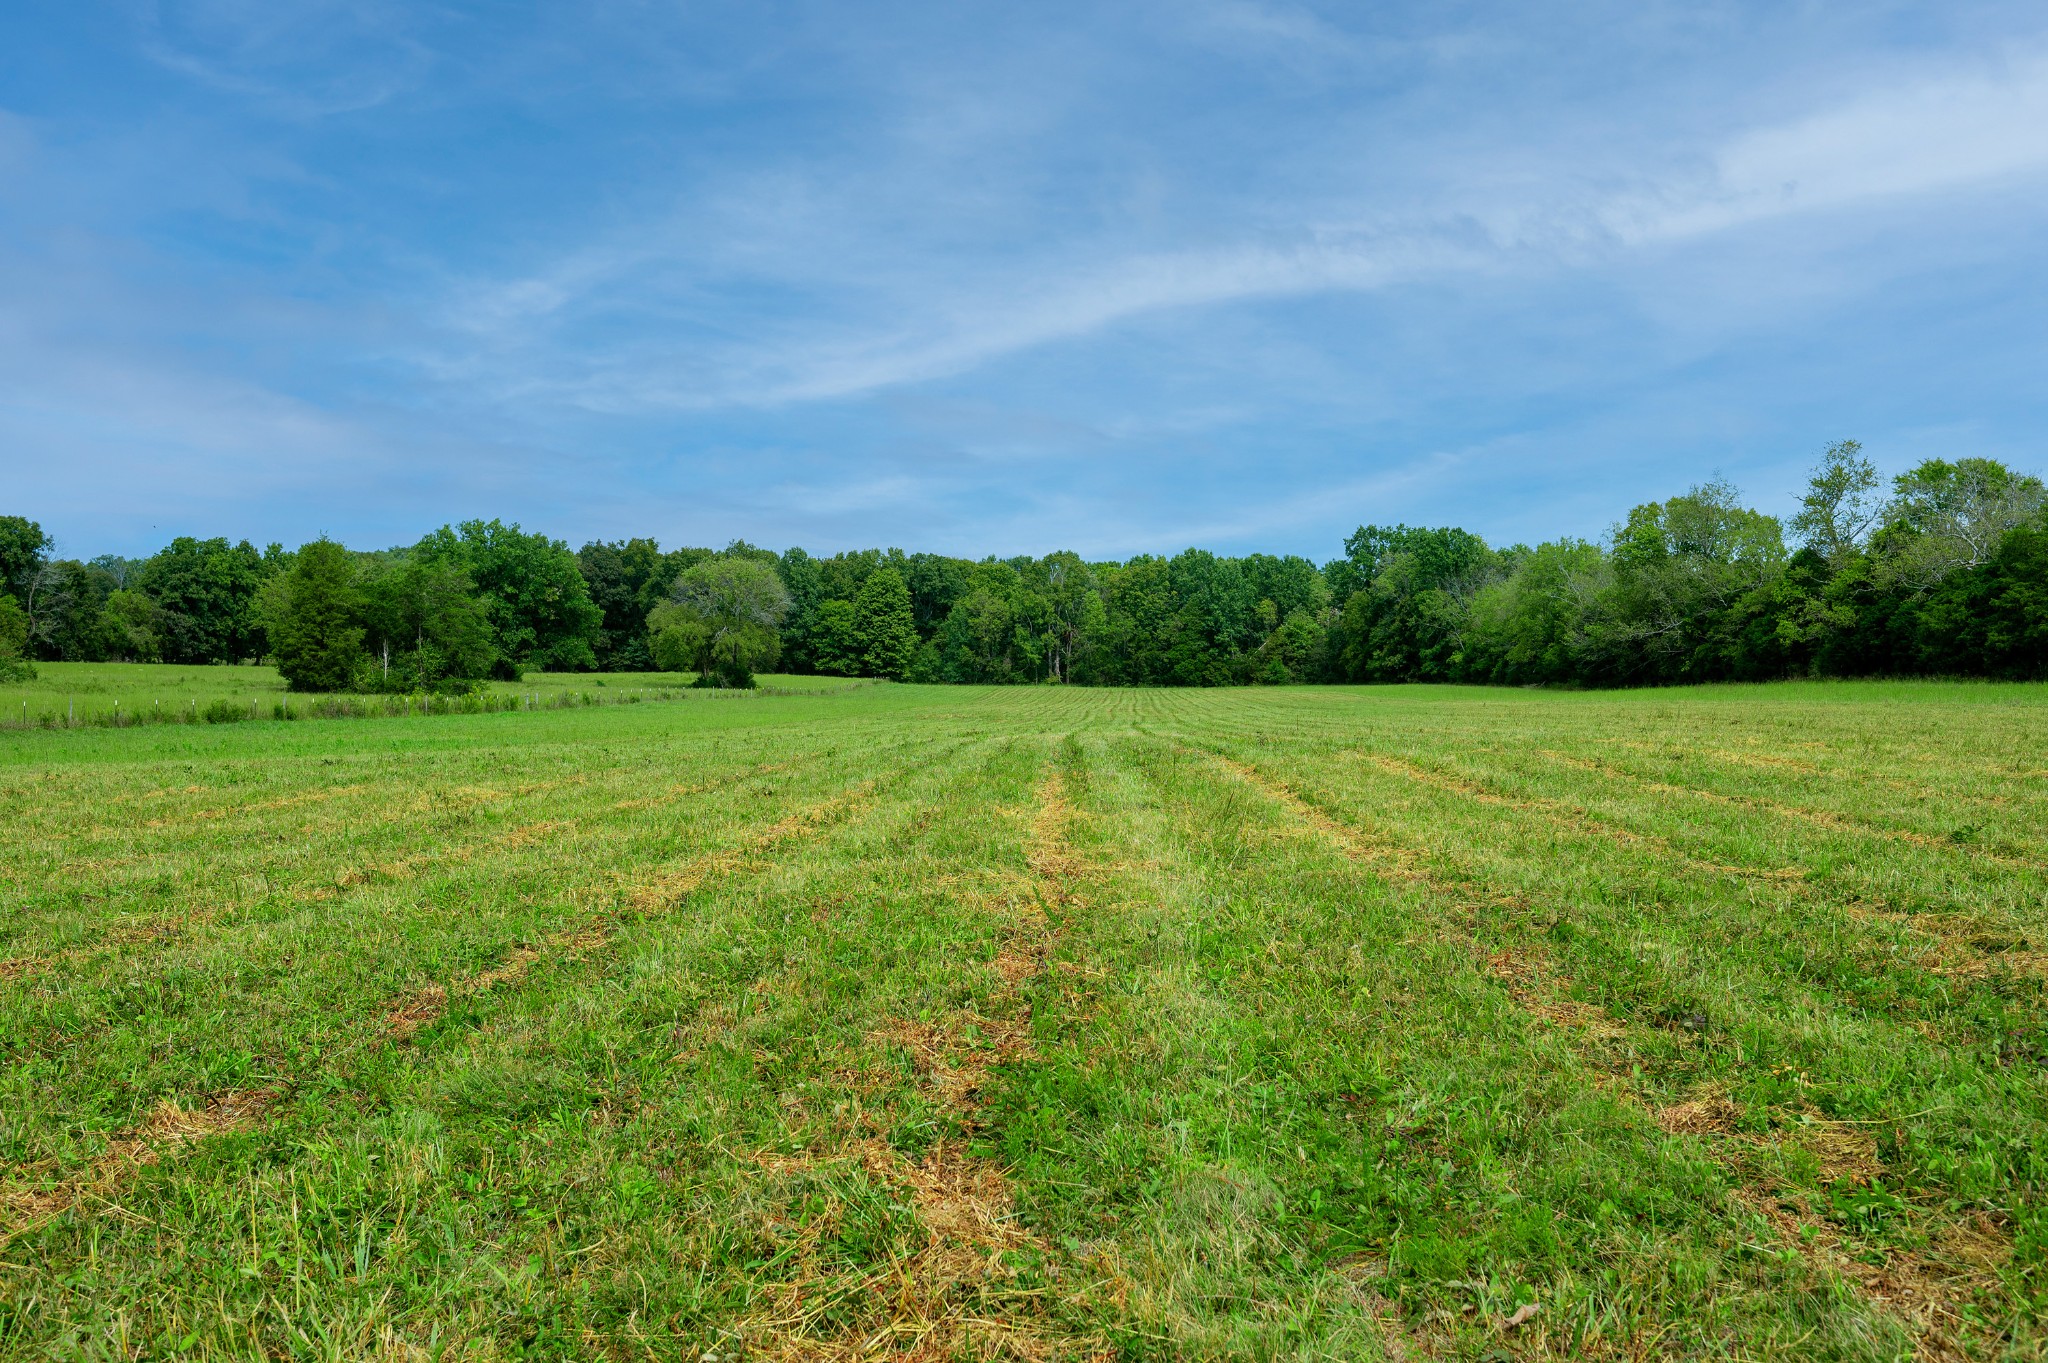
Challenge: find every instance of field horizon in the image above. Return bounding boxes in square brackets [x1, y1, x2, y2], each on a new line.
[4, 677, 2045, 1359]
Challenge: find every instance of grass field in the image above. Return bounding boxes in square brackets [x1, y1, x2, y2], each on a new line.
[1, 663, 866, 730]
[2, 678, 2045, 1360]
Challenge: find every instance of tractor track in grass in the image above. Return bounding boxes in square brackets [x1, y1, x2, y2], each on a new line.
[0, 756, 827, 988]
[377, 762, 910, 1046]
[1191, 744, 2017, 1361]
[741, 757, 1105, 1363]
[1348, 750, 1810, 885]
[35, 776, 578, 881]
[0, 1090, 277, 1245]
[1191, 731, 2041, 1010]
[0, 752, 935, 1244]
[1537, 748, 2048, 875]
[1135, 744, 1449, 1361]
[1201, 753, 1430, 884]
[1601, 735, 2048, 827]
[1516, 746, 2048, 978]
[288, 757, 813, 903]
[1346, 742, 2048, 992]
[1201, 748, 1637, 1055]
[361, 735, 978, 1055]
[24, 751, 831, 917]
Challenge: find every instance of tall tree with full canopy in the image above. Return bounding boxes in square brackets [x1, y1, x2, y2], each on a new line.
[854, 566, 917, 680]
[0, 591, 32, 681]
[1790, 440, 1884, 565]
[0, 516, 80, 660]
[19, 559, 126, 661]
[1328, 524, 1499, 682]
[1601, 481, 1787, 682]
[1874, 458, 2047, 589]
[647, 556, 790, 688]
[807, 599, 864, 676]
[578, 537, 677, 669]
[135, 537, 272, 664]
[415, 520, 603, 674]
[1037, 551, 1102, 683]
[260, 539, 368, 692]
[97, 589, 163, 663]
[0, 516, 52, 601]
[1093, 556, 1177, 685]
[1462, 539, 1611, 685]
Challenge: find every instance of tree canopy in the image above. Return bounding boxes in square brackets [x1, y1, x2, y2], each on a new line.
[647, 556, 790, 688]
[416, 520, 603, 674]
[5, 442, 2044, 691]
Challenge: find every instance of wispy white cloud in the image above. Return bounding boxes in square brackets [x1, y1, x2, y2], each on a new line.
[1610, 47, 2048, 242]
[1187, 0, 1360, 53]
[9, 2, 2048, 558]
[136, 0, 432, 116]
[424, 42, 2048, 418]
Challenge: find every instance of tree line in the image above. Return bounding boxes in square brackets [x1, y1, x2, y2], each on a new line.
[3, 444, 2043, 690]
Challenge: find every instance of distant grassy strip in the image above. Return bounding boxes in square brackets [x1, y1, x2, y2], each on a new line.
[0, 668, 880, 732]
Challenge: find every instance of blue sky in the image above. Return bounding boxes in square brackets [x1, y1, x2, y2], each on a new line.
[4, 1, 2046, 562]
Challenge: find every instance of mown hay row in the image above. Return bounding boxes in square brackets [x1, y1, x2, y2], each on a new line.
[742, 761, 1102, 1362]
[1203, 745, 2021, 1360]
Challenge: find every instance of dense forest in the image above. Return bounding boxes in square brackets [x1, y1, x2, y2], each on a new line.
[3, 444, 2043, 690]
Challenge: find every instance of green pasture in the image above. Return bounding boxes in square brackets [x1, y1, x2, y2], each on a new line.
[0, 661, 867, 729]
[2, 677, 2045, 1360]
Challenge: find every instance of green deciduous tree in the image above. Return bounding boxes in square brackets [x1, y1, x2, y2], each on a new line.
[1875, 458, 2048, 590]
[937, 587, 1006, 682]
[578, 537, 683, 669]
[1600, 482, 1786, 682]
[1790, 440, 1883, 565]
[21, 559, 123, 660]
[0, 592, 33, 682]
[260, 539, 368, 692]
[853, 566, 917, 680]
[647, 556, 790, 688]
[97, 589, 164, 663]
[0, 516, 52, 602]
[1463, 540, 1611, 685]
[135, 537, 272, 664]
[1037, 551, 1102, 683]
[416, 520, 603, 674]
[363, 557, 497, 691]
[1253, 608, 1328, 683]
[808, 599, 864, 676]
[1328, 526, 1498, 681]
